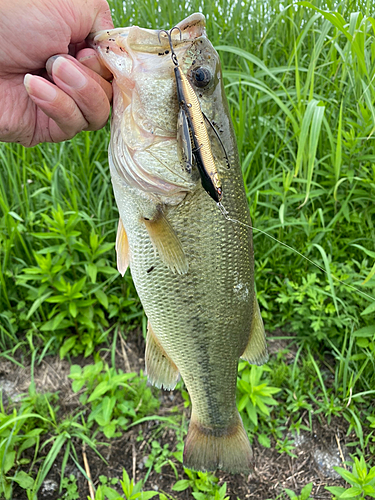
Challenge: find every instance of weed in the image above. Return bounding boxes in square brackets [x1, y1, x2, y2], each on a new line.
[58, 475, 80, 500]
[93, 468, 159, 499]
[0, 371, 57, 500]
[15, 206, 123, 357]
[0, 403, 39, 499]
[284, 482, 314, 500]
[326, 455, 375, 499]
[237, 362, 280, 427]
[173, 469, 229, 500]
[144, 441, 178, 481]
[69, 361, 160, 438]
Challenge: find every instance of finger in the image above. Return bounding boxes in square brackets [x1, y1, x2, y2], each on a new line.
[90, 0, 114, 32]
[76, 48, 112, 80]
[68, 41, 87, 57]
[24, 74, 89, 143]
[46, 54, 112, 101]
[46, 55, 112, 131]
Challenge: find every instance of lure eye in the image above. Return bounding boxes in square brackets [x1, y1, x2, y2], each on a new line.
[192, 67, 212, 88]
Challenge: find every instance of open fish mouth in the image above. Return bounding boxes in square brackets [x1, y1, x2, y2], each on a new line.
[89, 13, 206, 51]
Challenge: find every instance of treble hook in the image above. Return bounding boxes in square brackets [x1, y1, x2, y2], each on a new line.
[158, 26, 182, 66]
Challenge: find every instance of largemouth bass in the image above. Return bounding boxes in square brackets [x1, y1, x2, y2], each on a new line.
[89, 13, 268, 474]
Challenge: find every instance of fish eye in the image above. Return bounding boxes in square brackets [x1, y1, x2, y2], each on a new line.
[191, 67, 211, 88]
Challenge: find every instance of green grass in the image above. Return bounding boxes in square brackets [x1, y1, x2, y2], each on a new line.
[1, 0, 375, 498]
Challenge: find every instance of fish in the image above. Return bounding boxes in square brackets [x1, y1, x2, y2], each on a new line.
[89, 13, 268, 474]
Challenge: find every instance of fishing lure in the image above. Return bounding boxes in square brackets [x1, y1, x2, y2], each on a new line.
[158, 27, 226, 203]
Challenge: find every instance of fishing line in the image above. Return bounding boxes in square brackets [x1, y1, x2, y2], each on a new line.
[216, 201, 375, 303]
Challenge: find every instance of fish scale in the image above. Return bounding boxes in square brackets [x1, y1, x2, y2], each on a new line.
[90, 12, 268, 474]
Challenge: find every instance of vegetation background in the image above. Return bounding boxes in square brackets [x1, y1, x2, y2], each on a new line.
[0, 0, 374, 499]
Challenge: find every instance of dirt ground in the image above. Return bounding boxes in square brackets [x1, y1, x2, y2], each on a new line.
[0, 332, 350, 500]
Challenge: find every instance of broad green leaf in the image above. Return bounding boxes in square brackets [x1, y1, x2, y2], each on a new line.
[325, 486, 346, 496]
[339, 486, 363, 498]
[87, 263, 98, 283]
[95, 289, 109, 309]
[365, 467, 375, 481]
[140, 492, 159, 499]
[26, 291, 52, 319]
[3, 450, 16, 474]
[258, 434, 271, 448]
[192, 493, 207, 500]
[1, 478, 12, 500]
[246, 402, 258, 426]
[255, 398, 271, 416]
[69, 301, 78, 318]
[18, 437, 37, 454]
[40, 312, 68, 331]
[361, 301, 375, 316]
[102, 396, 116, 423]
[301, 482, 313, 500]
[363, 484, 375, 495]
[284, 488, 297, 499]
[94, 242, 115, 258]
[87, 381, 111, 403]
[12, 471, 34, 489]
[8, 211, 24, 222]
[333, 467, 359, 486]
[172, 479, 191, 491]
[59, 336, 78, 359]
[103, 422, 116, 438]
[238, 380, 251, 393]
[353, 325, 375, 338]
[238, 394, 249, 412]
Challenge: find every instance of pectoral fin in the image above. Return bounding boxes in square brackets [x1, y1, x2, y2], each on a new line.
[143, 212, 189, 275]
[116, 218, 130, 276]
[145, 321, 180, 390]
[241, 295, 268, 365]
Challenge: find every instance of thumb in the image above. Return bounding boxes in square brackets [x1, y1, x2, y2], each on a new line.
[90, 0, 114, 33]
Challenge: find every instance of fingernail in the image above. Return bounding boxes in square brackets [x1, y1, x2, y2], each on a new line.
[53, 56, 87, 89]
[46, 55, 59, 79]
[78, 54, 101, 72]
[24, 74, 57, 102]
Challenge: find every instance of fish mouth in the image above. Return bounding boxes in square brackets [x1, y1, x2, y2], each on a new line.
[88, 13, 206, 53]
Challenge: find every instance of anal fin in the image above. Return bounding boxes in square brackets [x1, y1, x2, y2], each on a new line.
[116, 218, 130, 277]
[241, 295, 268, 365]
[145, 321, 180, 390]
[143, 212, 189, 275]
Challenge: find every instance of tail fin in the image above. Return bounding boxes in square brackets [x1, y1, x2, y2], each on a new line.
[183, 411, 253, 474]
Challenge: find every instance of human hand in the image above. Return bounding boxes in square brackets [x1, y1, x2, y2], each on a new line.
[0, 0, 114, 147]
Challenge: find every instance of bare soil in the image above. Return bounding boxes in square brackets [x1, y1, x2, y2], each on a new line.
[0, 332, 350, 500]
